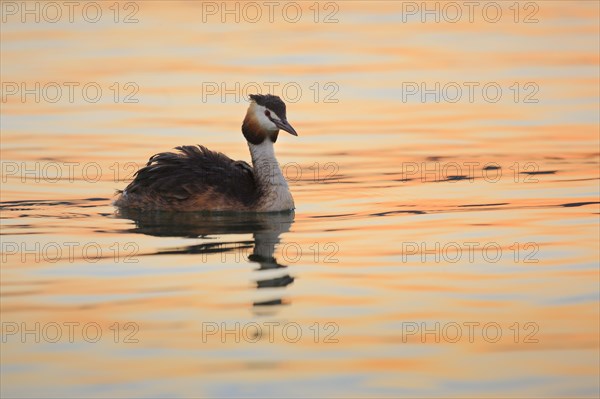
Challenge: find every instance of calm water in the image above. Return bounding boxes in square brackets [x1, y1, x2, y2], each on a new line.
[1, 1, 599, 397]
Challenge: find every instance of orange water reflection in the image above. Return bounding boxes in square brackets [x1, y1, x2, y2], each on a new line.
[1, 1, 599, 397]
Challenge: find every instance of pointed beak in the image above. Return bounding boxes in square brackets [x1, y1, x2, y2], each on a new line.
[274, 119, 298, 136]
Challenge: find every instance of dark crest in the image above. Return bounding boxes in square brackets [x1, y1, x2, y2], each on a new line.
[249, 94, 287, 120]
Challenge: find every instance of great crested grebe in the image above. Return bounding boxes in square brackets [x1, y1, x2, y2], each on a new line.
[115, 94, 298, 212]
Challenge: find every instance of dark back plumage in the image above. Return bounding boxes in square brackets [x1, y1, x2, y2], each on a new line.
[116, 145, 260, 211]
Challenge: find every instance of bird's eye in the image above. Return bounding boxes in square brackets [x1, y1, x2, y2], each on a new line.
[264, 110, 271, 117]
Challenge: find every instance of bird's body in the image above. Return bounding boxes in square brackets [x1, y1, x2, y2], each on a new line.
[114, 94, 297, 212]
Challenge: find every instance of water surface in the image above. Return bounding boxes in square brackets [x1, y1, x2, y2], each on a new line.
[1, 1, 599, 397]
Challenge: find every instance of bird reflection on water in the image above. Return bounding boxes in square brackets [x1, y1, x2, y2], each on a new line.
[116, 209, 296, 311]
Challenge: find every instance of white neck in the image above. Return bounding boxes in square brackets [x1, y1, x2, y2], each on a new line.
[248, 140, 295, 212]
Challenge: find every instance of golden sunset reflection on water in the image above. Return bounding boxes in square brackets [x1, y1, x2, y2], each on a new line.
[1, 1, 599, 397]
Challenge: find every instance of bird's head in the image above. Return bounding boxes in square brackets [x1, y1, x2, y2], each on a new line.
[242, 94, 298, 144]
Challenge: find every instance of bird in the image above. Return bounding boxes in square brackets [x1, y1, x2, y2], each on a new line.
[114, 94, 298, 212]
